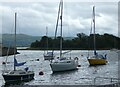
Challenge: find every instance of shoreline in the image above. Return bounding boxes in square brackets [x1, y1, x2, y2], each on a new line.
[1, 47, 19, 56]
[18, 47, 112, 50]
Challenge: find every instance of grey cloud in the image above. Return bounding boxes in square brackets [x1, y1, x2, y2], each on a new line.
[1, 2, 118, 37]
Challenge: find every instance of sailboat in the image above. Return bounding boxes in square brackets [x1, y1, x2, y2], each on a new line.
[44, 26, 55, 60]
[2, 13, 34, 84]
[50, 0, 78, 72]
[87, 6, 107, 66]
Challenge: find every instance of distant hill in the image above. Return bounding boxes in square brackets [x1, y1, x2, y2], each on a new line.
[2, 34, 42, 47]
[2, 34, 74, 47]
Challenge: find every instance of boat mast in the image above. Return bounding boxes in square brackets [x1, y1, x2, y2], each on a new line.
[46, 26, 48, 53]
[14, 12, 17, 71]
[60, 0, 63, 58]
[52, 0, 61, 54]
[52, 0, 63, 58]
[93, 6, 96, 55]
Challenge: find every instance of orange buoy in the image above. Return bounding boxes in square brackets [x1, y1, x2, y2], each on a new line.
[39, 71, 44, 75]
[78, 65, 81, 67]
[2, 62, 6, 64]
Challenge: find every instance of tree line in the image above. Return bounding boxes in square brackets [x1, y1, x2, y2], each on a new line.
[30, 33, 120, 50]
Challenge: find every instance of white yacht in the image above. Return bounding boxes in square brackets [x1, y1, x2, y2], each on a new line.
[50, 0, 79, 72]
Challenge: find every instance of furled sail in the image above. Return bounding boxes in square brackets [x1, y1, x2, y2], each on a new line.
[14, 58, 26, 66]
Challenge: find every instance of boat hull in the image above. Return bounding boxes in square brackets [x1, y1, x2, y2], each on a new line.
[2, 73, 34, 84]
[50, 60, 78, 72]
[88, 59, 107, 66]
[44, 55, 54, 60]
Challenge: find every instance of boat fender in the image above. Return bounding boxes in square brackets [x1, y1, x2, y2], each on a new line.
[74, 57, 78, 60]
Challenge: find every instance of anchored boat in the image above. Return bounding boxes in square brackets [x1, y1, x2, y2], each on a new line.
[50, 0, 78, 72]
[2, 13, 34, 84]
[87, 6, 107, 66]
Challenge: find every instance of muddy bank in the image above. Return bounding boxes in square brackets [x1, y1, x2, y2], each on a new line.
[0, 47, 19, 56]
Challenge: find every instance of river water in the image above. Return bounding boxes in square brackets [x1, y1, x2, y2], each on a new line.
[0, 50, 119, 86]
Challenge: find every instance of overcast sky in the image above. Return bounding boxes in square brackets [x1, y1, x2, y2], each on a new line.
[0, 0, 118, 37]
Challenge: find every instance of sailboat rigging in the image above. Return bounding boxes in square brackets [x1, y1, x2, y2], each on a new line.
[44, 26, 55, 60]
[50, 0, 79, 72]
[87, 6, 108, 66]
[2, 13, 34, 84]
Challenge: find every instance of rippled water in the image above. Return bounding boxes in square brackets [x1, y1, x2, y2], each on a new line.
[0, 50, 119, 86]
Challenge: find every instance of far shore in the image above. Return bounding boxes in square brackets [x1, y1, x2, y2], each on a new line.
[18, 47, 113, 50]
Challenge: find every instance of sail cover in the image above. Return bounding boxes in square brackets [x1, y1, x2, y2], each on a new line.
[14, 58, 26, 66]
[47, 52, 54, 55]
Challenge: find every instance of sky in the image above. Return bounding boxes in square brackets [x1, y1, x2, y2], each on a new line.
[0, 0, 119, 37]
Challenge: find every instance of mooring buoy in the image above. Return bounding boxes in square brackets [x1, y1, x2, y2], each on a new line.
[2, 62, 6, 64]
[39, 71, 44, 75]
